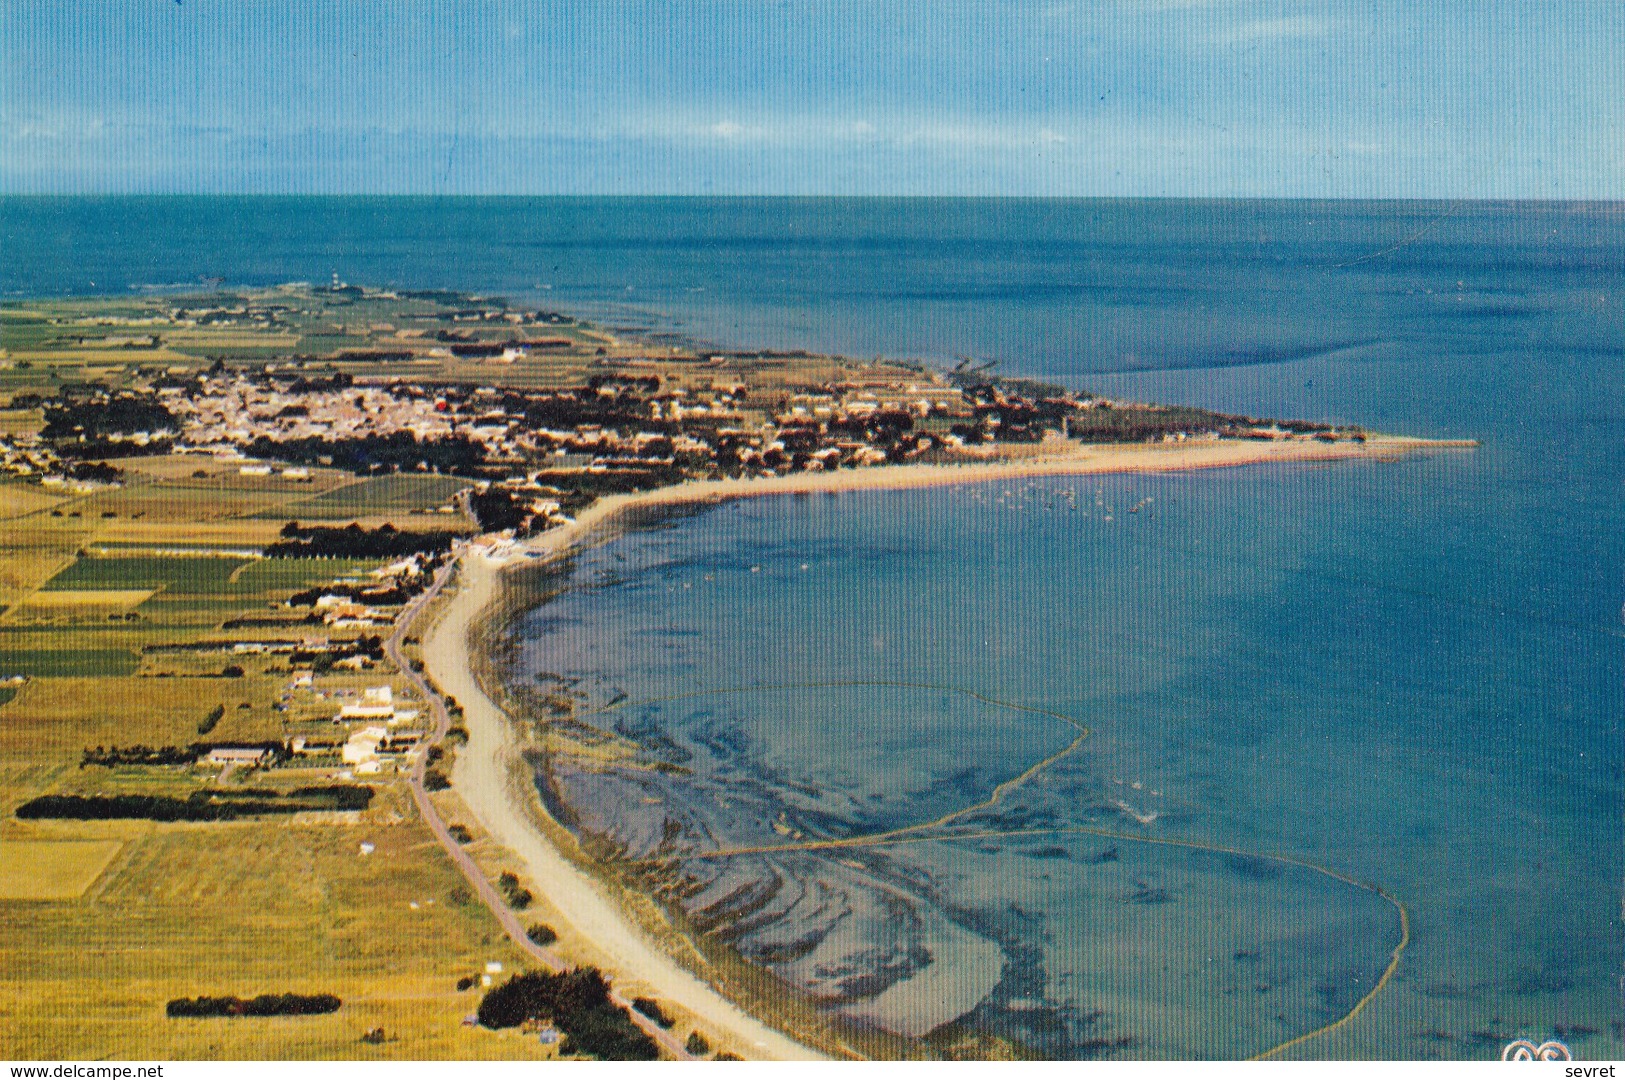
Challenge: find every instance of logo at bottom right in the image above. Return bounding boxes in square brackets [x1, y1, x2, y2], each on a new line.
[1501, 1038, 1573, 1061]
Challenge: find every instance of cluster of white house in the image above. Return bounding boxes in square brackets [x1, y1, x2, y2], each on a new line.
[313, 593, 392, 628]
[199, 683, 425, 775]
[300, 685, 423, 775]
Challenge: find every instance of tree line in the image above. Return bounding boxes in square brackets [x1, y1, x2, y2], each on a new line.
[167, 993, 341, 1018]
[268, 521, 458, 559]
[17, 785, 374, 822]
[80, 741, 285, 768]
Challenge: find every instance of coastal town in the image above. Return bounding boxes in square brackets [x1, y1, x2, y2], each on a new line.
[1, 284, 1366, 541]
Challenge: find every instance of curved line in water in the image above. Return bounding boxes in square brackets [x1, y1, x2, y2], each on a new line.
[577, 679, 1091, 844]
[699, 823, 1411, 1062]
[573, 680, 1407, 1059]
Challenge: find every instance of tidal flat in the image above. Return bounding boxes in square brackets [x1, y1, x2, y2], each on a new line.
[490, 476, 1448, 1059]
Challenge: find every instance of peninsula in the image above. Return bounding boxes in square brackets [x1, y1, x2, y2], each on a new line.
[0, 284, 1470, 1060]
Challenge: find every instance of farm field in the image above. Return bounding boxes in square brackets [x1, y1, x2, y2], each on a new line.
[44, 555, 252, 595]
[0, 820, 552, 1059]
[39, 554, 376, 598]
[0, 417, 513, 1057]
[281, 475, 470, 518]
[20, 589, 155, 609]
[0, 838, 123, 899]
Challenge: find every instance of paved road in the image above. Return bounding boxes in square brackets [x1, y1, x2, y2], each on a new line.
[385, 555, 697, 1060]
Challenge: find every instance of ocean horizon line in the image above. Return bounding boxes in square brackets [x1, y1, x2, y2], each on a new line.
[3, 192, 1622, 206]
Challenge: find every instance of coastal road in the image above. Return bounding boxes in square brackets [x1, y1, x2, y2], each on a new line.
[385, 554, 699, 1060]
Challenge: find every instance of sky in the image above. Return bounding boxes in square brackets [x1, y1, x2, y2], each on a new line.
[2, 1, 1621, 198]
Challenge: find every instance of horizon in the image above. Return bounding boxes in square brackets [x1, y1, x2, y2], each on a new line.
[4, 193, 1623, 204]
[4, 2, 1621, 200]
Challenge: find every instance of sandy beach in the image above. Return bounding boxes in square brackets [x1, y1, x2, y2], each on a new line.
[424, 554, 825, 1060]
[497, 433, 1471, 558]
[421, 433, 1470, 1059]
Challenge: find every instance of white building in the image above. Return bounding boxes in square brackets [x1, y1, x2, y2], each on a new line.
[341, 725, 390, 764]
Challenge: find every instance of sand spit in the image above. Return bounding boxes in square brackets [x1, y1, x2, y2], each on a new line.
[502, 434, 1472, 564]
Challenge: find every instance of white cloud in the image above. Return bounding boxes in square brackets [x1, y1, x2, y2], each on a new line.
[1, 107, 111, 142]
[695, 116, 1076, 152]
[1208, 15, 1329, 48]
[647, 114, 1078, 151]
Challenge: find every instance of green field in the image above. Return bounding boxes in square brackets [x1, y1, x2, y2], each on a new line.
[228, 557, 381, 592]
[0, 648, 138, 677]
[44, 556, 251, 596]
[282, 475, 470, 518]
[0, 839, 124, 899]
[42, 555, 379, 598]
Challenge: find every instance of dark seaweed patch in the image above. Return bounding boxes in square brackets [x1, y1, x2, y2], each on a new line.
[929, 902, 1130, 1059]
[1503, 967, 1572, 996]
[1220, 853, 1282, 881]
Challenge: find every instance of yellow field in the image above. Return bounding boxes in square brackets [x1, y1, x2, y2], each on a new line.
[0, 820, 551, 1059]
[0, 411, 41, 436]
[18, 589, 155, 611]
[0, 839, 124, 899]
[0, 551, 77, 611]
[0, 480, 65, 519]
[0, 443, 569, 1057]
[0, 673, 284, 762]
[13, 348, 194, 365]
[108, 455, 349, 488]
[90, 520, 290, 547]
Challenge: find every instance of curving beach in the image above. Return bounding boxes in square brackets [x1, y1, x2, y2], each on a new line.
[422, 433, 1471, 1059]
[425, 552, 825, 1060]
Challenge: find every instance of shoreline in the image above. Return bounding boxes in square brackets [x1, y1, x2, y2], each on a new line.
[423, 554, 825, 1061]
[422, 433, 1471, 1060]
[486, 433, 1475, 562]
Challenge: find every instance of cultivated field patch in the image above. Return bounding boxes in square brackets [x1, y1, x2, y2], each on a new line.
[0, 839, 124, 899]
[0, 481, 63, 518]
[0, 549, 79, 611]
[44, 556, 251, 596]
[0, 822, 547, 1058]
[20, 589, 156, 611]
[286, 475, 469, 518]
[0, 649, 138, 678]
[227, 557, 380, 593]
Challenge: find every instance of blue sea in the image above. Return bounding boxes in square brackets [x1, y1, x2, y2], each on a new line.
[4, 197, 1621, 1058]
